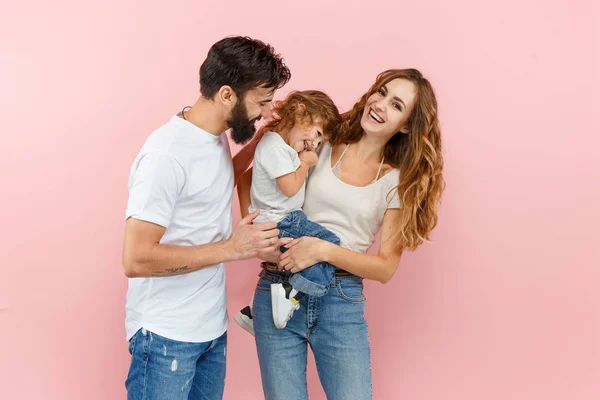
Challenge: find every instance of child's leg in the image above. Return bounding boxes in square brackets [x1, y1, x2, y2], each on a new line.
[287, 214, 340, 297]
[269, 211, 309, 329]
[270, 211, 342, 328]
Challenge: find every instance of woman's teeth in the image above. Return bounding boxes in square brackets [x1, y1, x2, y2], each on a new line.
[369, 109, 384, 123]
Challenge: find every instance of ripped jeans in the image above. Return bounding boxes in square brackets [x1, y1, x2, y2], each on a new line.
[126, 328, 227, 400]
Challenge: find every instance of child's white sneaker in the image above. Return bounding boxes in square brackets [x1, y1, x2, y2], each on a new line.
[270, 283, 300, 329]
[234, 298, 255, 336]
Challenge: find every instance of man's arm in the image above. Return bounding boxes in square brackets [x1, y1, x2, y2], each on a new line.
[122, 209, 280, 278]
[237, 167, 253, 218]
[231, 126, 267, 186]
[232, 141, 257, 186]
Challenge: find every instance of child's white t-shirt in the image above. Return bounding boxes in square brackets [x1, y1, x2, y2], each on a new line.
[249, 131, 304, 224]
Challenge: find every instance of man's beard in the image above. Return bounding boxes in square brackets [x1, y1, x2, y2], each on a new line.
[227, 100, 259, 145]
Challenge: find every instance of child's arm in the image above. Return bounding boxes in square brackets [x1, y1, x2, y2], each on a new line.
[275, 162, 310, 197]
[276, 150, 318, 197]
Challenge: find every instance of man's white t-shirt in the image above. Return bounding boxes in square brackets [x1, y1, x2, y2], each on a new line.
[249, 131, 304, 223]
[125, 115, 233, 343]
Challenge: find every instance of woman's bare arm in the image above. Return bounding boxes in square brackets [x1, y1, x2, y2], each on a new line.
[279, 209, 403, 283]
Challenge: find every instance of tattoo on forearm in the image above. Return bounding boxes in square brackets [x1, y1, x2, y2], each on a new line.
[152, 266, 190, 277]
[166, 266, 189, 274]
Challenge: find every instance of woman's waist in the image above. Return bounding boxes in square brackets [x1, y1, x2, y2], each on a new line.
[259, 262, 355, 280]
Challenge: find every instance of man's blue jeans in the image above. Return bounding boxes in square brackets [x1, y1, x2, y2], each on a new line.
[277, 210, 340, 296]
[126, 328, 227, 400]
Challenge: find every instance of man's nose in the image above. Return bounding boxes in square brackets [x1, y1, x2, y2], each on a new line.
[261, 104, 273, 119]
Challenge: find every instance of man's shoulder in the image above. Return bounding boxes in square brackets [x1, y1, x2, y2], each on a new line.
[143, 117, 225, 160]
[140, 117, 180, 151]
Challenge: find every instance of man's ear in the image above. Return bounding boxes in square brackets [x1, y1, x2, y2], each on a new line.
[217, 85, 236, 106]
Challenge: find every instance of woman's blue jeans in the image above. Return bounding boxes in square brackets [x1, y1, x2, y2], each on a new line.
[253, 268, 372, 400]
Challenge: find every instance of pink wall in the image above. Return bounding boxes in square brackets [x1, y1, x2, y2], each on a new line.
[1, 0, 598, 399]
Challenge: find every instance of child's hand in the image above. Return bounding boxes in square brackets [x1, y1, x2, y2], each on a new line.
[299, 149, 318, 168]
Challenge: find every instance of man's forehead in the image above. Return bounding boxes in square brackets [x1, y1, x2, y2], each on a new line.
[248, 85, 275, 99]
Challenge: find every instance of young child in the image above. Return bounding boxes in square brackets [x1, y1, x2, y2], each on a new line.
[234, 90, 342, 334]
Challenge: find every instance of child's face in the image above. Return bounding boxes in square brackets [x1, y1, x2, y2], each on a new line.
[288, 118, 329, 153]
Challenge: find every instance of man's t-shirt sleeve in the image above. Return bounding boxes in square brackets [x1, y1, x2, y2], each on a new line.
[126, 153, 186, 228]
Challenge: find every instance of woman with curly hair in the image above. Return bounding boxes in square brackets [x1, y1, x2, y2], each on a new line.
[237, 69, 444, 400]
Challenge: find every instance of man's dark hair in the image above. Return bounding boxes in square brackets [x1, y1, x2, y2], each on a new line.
[199, 36, 291, 99]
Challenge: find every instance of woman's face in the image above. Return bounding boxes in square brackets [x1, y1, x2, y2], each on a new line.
[360, 78, 418, 139]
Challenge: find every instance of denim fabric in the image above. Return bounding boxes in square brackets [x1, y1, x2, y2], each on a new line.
[277, 210, 340, 296]
[126, 329, 227, 400]
[254, 269, 372, 400]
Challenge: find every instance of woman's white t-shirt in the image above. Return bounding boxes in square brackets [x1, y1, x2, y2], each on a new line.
[303, 142, 400, 253]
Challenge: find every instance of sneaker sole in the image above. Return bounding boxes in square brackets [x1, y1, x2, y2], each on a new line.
[233, 312, 255, 336]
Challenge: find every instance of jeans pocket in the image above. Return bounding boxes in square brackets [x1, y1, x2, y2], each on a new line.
[336, 277, 366, 302]
[128, 332, 137, 355]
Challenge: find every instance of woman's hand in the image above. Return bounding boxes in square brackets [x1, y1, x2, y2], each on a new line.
[278, 237, 332, 273]
[257, 237, 293, 264]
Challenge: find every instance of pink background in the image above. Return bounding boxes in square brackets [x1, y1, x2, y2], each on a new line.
[1, 0, 599, 399]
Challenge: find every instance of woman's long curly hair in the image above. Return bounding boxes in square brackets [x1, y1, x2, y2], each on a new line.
[332, 69, 444, 251]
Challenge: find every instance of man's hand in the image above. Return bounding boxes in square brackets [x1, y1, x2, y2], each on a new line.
[225, 209, 281, 261]
[257, 237, 293, 263]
